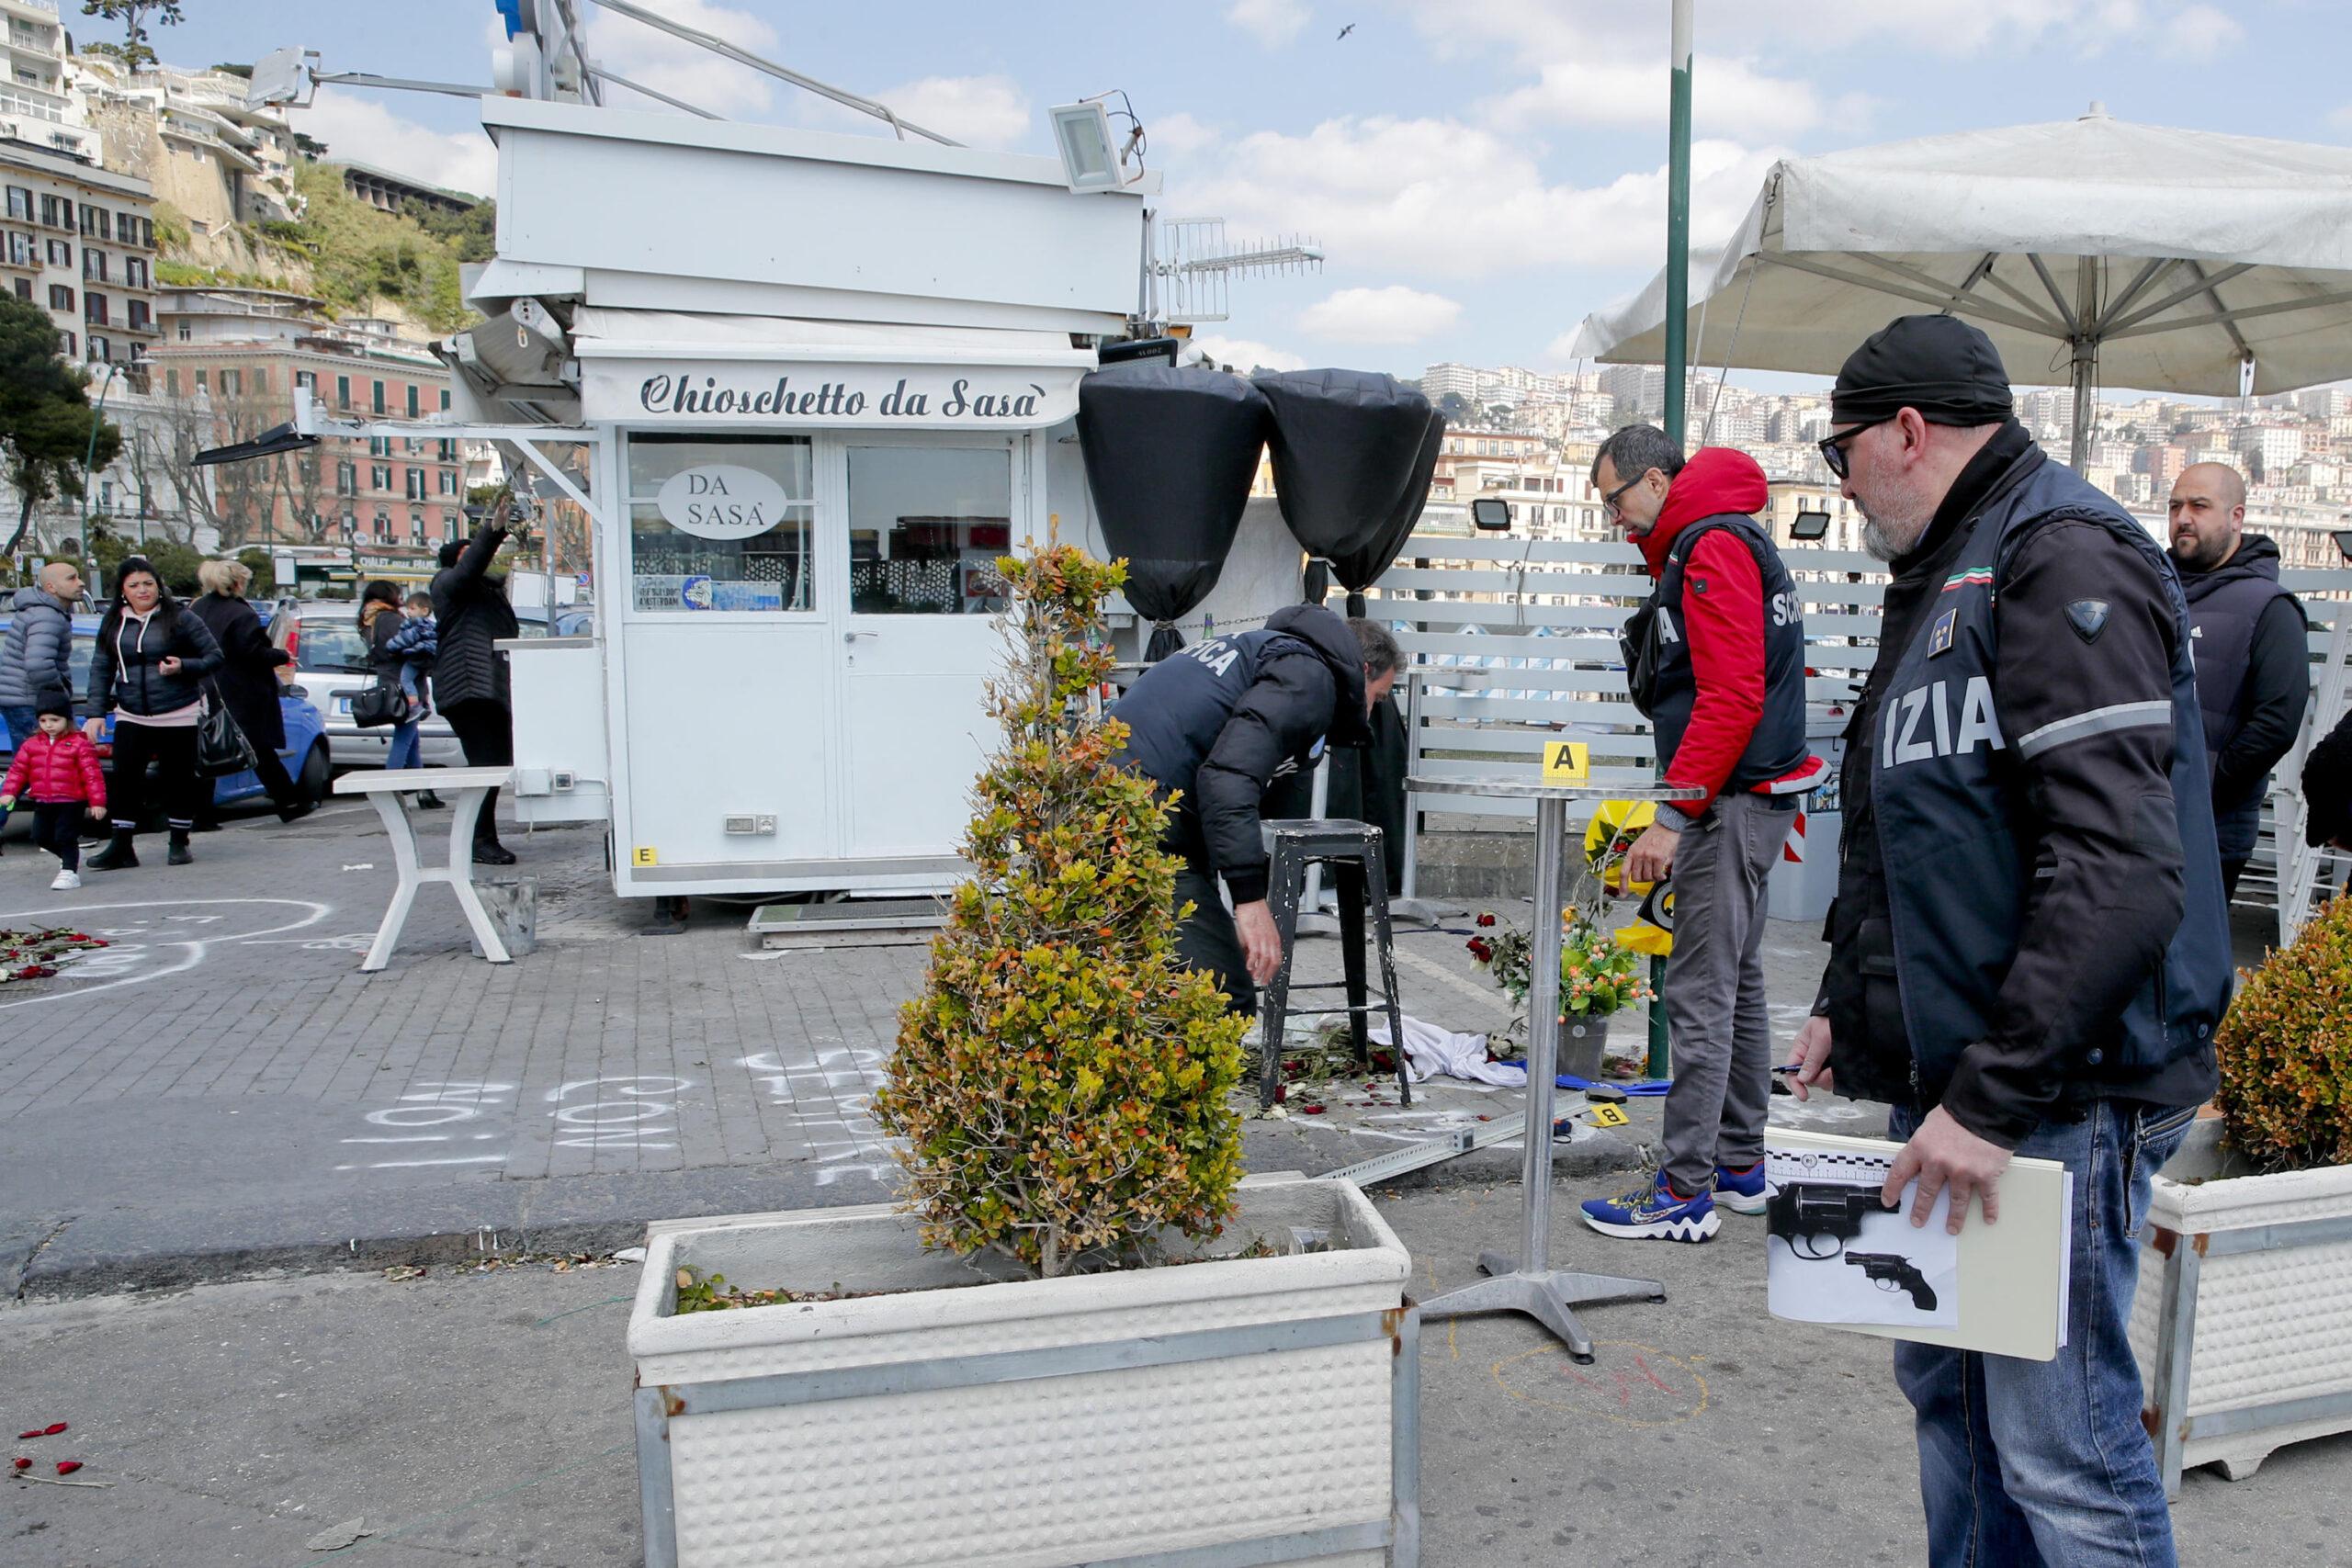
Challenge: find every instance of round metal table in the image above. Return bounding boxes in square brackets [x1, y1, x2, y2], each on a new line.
[1407, 773, 1705, 1361]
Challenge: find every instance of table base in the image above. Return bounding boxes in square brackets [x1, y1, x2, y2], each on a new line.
[1419, 1257, 1666, 1364]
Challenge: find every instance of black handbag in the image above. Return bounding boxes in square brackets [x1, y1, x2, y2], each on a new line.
[196, 693, 259, 778]
[350, 682, 406, 729]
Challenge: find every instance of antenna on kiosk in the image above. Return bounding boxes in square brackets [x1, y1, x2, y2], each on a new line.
[1149, 220, 1324, 326]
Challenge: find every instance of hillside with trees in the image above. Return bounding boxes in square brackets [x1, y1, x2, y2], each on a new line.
[157, 162, 491, 335]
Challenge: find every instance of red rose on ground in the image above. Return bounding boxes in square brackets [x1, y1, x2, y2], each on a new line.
[1476, 913, 1497, 927]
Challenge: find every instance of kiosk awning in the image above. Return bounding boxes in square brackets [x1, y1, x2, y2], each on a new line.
[571, 308, 1096, 430]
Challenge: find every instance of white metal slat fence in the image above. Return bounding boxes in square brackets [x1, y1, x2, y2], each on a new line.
[1354, 534, 2352, 928]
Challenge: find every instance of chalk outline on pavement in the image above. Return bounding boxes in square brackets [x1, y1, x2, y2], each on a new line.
[0, 897, 330, 1013]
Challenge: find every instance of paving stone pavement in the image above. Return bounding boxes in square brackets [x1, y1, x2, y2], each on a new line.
[0, 795, 2281, 1296]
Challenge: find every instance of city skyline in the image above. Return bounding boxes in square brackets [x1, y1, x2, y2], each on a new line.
[1404, 355, 2352, 570]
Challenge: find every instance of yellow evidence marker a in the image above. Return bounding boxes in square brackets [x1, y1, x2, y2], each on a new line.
[1542, 741, 1590, 784]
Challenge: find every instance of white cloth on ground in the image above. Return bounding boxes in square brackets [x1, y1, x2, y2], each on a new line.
[1365, 1012, 1528, 1088]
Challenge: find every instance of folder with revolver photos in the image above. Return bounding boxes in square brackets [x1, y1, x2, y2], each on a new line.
[1765, 1127, 2075, 1361]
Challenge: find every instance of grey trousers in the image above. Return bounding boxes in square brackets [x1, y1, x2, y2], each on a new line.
[1657, 791, 1796, 1196]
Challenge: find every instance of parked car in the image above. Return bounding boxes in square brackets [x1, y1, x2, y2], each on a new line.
[0, 609, 332, 827]
[266, 599, 463, 770]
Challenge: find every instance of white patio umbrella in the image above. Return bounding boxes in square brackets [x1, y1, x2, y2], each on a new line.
[1572, 106, 2352, 465]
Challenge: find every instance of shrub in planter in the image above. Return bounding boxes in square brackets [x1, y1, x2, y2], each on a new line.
[2214, 892, 2352, 1174]
[872, 544, 1249, 1279]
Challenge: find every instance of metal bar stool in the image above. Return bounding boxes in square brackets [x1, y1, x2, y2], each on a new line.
[1258, 819, 1412, 1108]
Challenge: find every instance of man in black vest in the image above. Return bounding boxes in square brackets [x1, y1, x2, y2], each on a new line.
[1112, 606, 1398, 1014]
[1792, 315, 2231, 1567]
[1579, 425, 1823, 1245]
[2166, 462, 2309, 901]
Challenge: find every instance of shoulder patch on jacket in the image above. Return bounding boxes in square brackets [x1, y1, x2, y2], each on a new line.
[1688, 575, 1708, 595]
[2064, 599, 2111, 643]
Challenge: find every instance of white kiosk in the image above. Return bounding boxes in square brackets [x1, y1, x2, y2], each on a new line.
[296, 96, 1155, 903]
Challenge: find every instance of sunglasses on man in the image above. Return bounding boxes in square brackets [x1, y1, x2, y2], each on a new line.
[1818, 414, 1894, 480]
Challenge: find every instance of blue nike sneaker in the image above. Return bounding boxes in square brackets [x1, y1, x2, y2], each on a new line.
[1713, 1161, 1769, 1215]
[1579, 1169, 1720, 1242]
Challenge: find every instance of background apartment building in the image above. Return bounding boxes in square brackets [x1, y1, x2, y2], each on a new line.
[144, 287, 461, 552]
[1, 129, 155, 367]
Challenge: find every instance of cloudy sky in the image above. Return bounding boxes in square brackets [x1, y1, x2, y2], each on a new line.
[151, 1, 2346, 380]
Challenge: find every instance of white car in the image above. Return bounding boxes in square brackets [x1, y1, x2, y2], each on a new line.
[268, 600, 466, 771]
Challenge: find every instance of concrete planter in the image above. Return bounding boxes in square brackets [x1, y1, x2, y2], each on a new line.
[630, 1174, 1419, 1568]
[2131, 1118, 2352, 1495]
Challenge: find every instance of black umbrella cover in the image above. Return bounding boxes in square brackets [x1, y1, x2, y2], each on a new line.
[1077, 364, 1270, 658]
[1256, 369, 1444, 593]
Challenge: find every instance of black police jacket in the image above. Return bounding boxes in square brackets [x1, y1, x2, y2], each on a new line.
[1110, 604, 1368, 904]
[1819, 423, 2229, 1145]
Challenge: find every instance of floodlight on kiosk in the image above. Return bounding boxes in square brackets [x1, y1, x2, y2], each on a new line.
[1790, 507, 1833, 541]
[1050, 95, 1146, 193]
[1471, 498, 1512, 532]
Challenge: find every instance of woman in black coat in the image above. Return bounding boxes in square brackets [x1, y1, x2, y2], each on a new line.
[188, 558, 309, 825]
[84, 555, 222, 870]
[429, 525, 520, 864]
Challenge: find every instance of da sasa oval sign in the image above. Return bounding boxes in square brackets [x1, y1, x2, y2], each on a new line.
[655, 465, 794, 541]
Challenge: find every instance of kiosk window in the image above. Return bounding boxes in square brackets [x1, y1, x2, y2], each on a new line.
[846, 446, 1012, 615]
[626, 434, 814, 613]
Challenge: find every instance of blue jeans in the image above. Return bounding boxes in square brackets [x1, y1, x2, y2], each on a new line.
[1888, 1097, 2199, 1568]
[385, 718, 422, 773]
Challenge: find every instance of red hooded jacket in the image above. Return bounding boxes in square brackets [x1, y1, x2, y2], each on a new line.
[1, 727, 106, 808]
[1634, 447, 1816, 816]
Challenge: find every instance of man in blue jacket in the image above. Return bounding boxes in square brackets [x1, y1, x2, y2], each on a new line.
[1112, 606, 1398, 1013]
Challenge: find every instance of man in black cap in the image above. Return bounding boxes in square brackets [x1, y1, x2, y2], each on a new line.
[1789, 314, 2231, 1565]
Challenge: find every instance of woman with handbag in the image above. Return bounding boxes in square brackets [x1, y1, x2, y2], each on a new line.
[361, 581, 440, 808]
[188, 558, 311, 827]
[83, 556, 223, 870]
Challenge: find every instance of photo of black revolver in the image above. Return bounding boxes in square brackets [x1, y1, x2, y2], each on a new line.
[1765, 1180, 1892, 1259]
[1847, 1252, 1939, 1313]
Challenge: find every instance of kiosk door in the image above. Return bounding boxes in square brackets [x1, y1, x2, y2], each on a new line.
[618, 432, 836, 876]
[835, 438, 1026, 860]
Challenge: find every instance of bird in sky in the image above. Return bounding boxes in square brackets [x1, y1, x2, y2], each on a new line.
[1338, 23, 1356, 40]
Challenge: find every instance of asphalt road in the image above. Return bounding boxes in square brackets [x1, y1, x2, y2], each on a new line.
[2, 1180, 2341, 1567]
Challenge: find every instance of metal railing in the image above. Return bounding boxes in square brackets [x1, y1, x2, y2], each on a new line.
[1356, 533, 2352, 932]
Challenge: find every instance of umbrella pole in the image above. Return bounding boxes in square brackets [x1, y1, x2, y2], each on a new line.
[2069, 254, 2098, 469]
[1662, 0, 1694, 449]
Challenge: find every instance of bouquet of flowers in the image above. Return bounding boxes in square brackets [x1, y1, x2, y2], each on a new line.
[1464, 812, 1655, 1026]
[1466, 908, 1654, 1021]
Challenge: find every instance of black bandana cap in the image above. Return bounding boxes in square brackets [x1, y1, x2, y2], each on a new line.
[1831, 314, 2015, 427]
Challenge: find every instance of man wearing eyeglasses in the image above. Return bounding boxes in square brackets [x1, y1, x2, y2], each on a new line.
[1788, 314, 2230, 1567]
[1577, 424, 1823, 1245]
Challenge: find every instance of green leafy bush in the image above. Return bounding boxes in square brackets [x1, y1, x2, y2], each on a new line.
[2216, 894, 2352, 1174]
[872, 544, 1248, 1279]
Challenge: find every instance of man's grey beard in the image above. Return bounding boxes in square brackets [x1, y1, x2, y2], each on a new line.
[1862, 512, 1930, 562]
